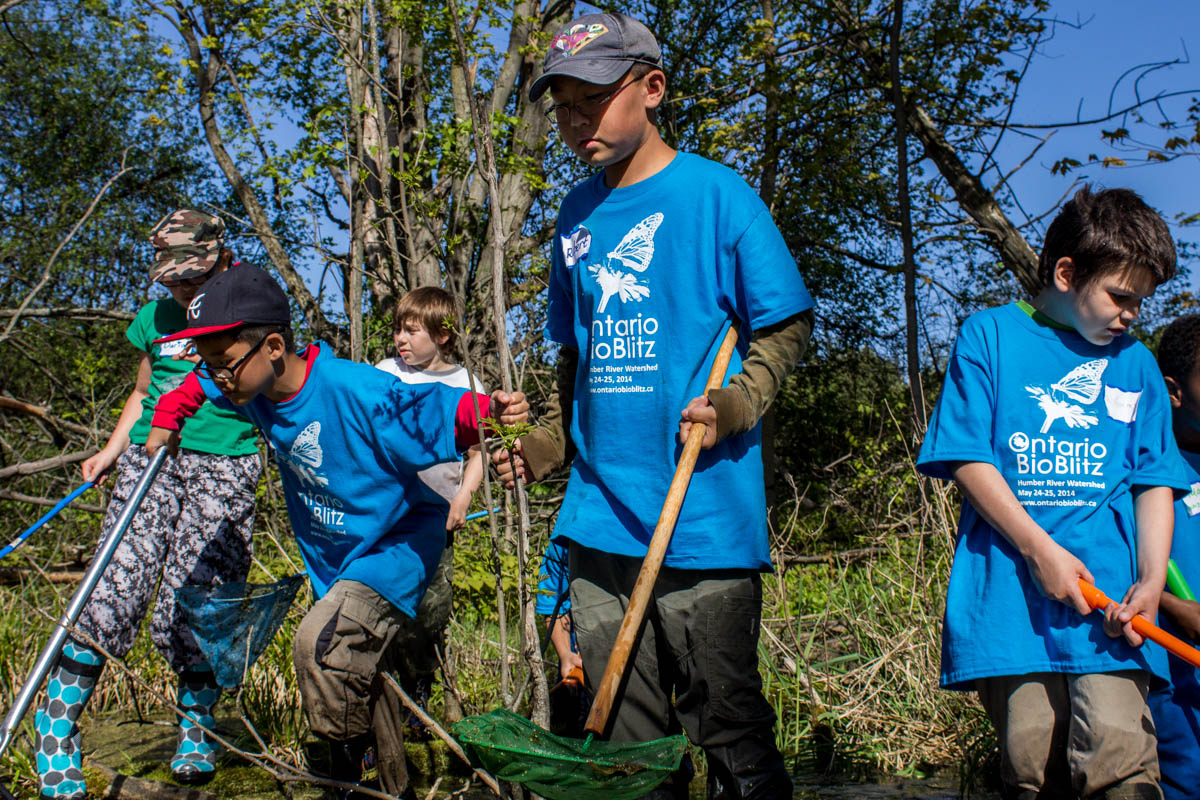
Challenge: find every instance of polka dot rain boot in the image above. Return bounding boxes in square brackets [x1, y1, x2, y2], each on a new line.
[34, 640, 105, 800]
[171, 668, 221, 784]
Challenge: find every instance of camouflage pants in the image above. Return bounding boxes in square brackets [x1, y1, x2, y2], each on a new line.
[75, 444, 261, 672]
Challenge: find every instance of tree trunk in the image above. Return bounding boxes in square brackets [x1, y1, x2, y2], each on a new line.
[889, 0, 925, 426]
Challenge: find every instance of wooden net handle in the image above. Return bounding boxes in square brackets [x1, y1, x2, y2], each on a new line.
[584, 323, 741, 735]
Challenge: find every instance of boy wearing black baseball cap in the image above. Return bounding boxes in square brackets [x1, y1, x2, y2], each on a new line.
[145, 265, 528, 798]
[499, 11, 813, 799]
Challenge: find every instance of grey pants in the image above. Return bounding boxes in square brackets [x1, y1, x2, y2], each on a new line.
[75, 444, 261, 672]
[391, 544, 454, 688]
[976, 671, 1162, 799]
[568, 542, 791, 799]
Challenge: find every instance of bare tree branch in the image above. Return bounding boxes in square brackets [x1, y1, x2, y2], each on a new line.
[0, 307, 136, 321]
[1, 151, 132, 343]
[0, 450, 97, 481]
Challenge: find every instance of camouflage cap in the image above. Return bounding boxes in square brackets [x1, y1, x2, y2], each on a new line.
[149, 209, 225, 282]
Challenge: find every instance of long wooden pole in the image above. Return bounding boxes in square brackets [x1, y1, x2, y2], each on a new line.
[584, 324, 741, 735]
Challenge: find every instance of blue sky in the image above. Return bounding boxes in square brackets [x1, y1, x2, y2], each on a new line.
[995, 1, 1200, 272]
[152, 2, 1200, 313]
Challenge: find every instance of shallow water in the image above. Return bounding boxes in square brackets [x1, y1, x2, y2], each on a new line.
[78, 714, 1000, 799]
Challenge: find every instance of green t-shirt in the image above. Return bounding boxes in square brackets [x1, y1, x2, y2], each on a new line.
[126, 299, 259, 456]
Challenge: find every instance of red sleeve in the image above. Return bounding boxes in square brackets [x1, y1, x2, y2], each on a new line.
[150, 371, 207, 431]
[455, 391, 492, 449]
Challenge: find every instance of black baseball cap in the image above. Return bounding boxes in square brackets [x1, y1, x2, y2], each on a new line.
[529, 13, 662, 101]
[155, 264, 290, 343]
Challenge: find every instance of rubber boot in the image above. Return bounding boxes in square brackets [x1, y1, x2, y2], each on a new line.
[171, 668, 221, 784]
[35, 640, 105, 799]
[705, 734, 792, 800]
[323, 734, 371, 800]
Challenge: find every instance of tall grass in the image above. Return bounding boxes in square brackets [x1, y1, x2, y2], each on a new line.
[0, 439, 994, 796]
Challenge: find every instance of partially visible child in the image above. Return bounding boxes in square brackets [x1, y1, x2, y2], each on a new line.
[144, 265, 526, 799]
[918, 186, 1187, 798]
[535, 539, 581, 680]
[536, 540, 588, 737]
[1152, 314, 1200, 800]
[375, 286, 485, 722]
[34, 210, 259, 798]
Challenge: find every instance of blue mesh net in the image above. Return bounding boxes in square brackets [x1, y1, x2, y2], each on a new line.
[176, 575, 305, 688]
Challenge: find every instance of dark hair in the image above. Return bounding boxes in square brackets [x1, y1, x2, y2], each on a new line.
[1158, 314, 1200, 383]
[630, 62, 659, 80]
[1039, 185, 1177, 290]
[393, 287, 457, 356]
[237, 323, 294, 352]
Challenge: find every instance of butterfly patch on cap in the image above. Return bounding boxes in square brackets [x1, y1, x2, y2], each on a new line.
[553, 22, 608, 56]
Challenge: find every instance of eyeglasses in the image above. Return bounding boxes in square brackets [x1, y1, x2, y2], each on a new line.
[544, 76, 641, 119]
[195, 335, 267, 383]
[160, 263, 217, 288]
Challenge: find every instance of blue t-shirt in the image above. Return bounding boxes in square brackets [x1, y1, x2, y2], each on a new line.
[545, 152, 814, 570]
[1149, 449, 1200, 800]
[917, 302, 1188, 688]
[197, 344, 461, 616]
[536, 540, 570, 616]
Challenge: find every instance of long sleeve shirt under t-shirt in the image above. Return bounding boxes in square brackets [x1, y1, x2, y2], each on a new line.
[151, 342, 492, 616]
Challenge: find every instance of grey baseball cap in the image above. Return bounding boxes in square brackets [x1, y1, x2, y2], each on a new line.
[529, 13, 662, 101]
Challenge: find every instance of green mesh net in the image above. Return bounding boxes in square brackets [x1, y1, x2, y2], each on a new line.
[453, 709, 687, 800]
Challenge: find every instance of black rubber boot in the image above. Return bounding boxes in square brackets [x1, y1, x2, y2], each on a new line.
[705, 735, 793, 800]
[323, 734, 373, 800]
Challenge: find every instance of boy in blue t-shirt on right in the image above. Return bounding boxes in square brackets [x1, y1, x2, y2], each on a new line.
[1150, 314, 1200, 800]
[918, 186, 1188, 798]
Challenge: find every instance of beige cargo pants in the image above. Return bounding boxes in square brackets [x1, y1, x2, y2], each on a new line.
[976, 671, 1161, 799]
[293, 579, 415, 795]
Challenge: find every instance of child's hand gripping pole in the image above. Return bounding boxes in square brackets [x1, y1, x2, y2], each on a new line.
[1078, 579, 1200, 670]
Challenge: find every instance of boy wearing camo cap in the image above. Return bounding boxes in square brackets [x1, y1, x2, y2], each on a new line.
[33, 210, 261, 798]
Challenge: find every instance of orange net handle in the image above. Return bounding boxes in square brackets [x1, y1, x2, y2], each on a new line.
[1078, 579, 1200, 670]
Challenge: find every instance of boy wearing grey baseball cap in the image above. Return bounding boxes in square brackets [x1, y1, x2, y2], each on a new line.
[500, 12, 815, 800]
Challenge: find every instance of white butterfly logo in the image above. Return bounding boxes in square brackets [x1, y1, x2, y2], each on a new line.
[590, 213, 662, 313]
[284, 421, 328, 487]
[1025, 359, 1108, 434]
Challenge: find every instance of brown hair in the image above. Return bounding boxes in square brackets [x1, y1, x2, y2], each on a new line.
[1038, 185, 1177, 290]
[393, 286, 457, 356]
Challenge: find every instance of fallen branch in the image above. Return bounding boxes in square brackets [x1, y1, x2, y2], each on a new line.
[0, 307, 136, 322]
[0, 488, 105, 515]
[90, 761, 217, 800]
[0, 568, 86, 585]
[0, 396, 98, 437]
[0, 450, 96, 480]
[382, 673, 504, 798]
[779, 546, 888, 567]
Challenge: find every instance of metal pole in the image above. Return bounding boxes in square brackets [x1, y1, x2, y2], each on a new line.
[0, 447, 167, 759]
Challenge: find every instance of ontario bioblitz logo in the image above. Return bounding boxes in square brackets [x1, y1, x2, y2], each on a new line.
[581, 213, 663, 361]
[1007, 358, 1141, 479]
[1008, 430, 1107, 477]
[276, 420, 345, 531]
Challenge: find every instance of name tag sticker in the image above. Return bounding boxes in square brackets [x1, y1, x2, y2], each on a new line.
[561, 226, 591, 269]
[1185, 482, 1200, 517]
[159, 339, 191, 358]
[1103, 385, 1140, 424]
